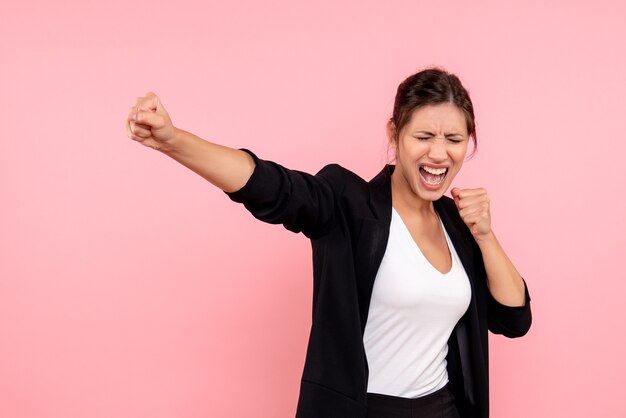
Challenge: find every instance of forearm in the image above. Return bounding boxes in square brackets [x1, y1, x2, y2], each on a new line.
[475, 231, 526, 307]
[160, 128, 255, 193]
[127, 93, 255, 193]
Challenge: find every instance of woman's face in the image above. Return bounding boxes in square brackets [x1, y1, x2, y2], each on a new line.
[390, 103, 469, 203]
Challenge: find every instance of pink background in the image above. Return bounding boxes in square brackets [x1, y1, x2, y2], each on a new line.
[1, 0, 625, 417]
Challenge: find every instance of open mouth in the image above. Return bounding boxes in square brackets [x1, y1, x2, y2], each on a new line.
[419, 165, 448, 187]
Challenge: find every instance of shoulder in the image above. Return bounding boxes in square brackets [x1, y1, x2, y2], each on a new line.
[315, 163, 364, 181]
[315, 163, 368, 195]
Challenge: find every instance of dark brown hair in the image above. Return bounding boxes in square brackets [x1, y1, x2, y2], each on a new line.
[391, 67, 477, 150]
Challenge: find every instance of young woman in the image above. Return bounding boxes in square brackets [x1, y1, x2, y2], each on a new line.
[126, 68, 532, 418]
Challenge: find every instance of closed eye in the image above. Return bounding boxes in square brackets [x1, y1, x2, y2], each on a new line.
[446, 134, 466, 143]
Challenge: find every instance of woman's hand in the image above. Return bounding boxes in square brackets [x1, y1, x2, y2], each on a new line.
[124, 92, 256, 192]
[451, 187, 492, 239]
[126, 92, 177, 151]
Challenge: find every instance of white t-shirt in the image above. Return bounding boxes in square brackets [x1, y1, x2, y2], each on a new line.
[363, 208, 472, 398]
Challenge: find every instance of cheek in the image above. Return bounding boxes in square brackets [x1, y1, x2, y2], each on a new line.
[400, 140, 428, 158]
[451, 146, 468, 162]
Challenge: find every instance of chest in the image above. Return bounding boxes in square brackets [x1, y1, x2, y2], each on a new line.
[371, 209, 471, 310]
[393, 208, 452, 275]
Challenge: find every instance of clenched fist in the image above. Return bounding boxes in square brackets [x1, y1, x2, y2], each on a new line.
[126, 92, 176, 151]
[451, 187, 492, 238]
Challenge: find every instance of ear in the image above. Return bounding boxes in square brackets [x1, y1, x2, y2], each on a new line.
[386, 119, 397, 145]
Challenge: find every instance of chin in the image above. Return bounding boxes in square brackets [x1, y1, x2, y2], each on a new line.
[413, 178, 452, 201]
[417, 189, 447, 202]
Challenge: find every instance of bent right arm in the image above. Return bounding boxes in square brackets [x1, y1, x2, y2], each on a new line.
[126, 92, 255, 193]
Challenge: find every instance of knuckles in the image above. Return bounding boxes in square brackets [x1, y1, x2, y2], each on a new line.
[457, 189, 490, 208]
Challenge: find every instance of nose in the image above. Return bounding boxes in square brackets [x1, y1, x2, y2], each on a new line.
[427, 137, 448, 162]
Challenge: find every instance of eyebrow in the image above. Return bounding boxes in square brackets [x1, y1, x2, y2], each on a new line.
[414, 130, 466, 138]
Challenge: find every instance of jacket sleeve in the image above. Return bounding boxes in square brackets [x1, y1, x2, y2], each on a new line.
[225, 149, 341, 239]
[487, 278, 532, 338]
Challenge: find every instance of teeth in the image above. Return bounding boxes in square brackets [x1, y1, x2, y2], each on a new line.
[422, 166, 447, 175]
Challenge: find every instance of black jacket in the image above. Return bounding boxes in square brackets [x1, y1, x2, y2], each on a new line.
[227, 150, 532, 418]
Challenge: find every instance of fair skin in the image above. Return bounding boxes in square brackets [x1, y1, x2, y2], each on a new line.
[126, 92, 255, 193]
[127, 94, 525, 307]
[389, 103, 526, 306]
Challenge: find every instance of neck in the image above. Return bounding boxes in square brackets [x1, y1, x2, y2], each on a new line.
[390, 169, 436, 217]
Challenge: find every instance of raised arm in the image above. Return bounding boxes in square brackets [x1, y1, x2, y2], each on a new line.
[126, 92, 255, 193]
[125, 92, 339, 238]
[451, 187, 527, 307]
[450, 187, 531, 337]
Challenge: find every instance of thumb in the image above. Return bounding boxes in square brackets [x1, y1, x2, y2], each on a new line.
[451, 187, 461, 206]
[141, 92, 160, 112]
[154, 97, 166, 115]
